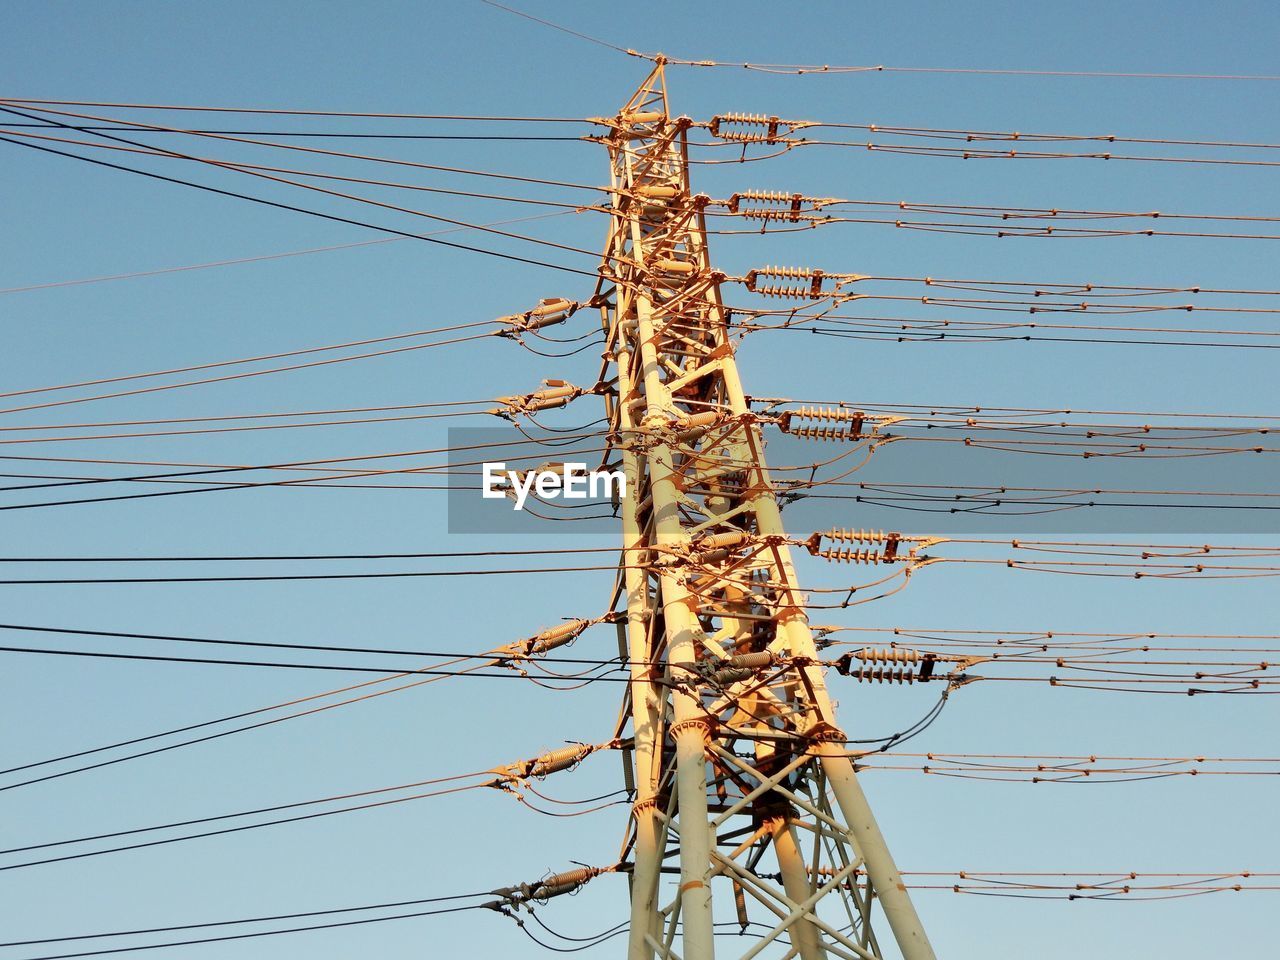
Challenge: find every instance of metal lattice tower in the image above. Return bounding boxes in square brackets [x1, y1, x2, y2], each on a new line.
[595, 63, 937, 960]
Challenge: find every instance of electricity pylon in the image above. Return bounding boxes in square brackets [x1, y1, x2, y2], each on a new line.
[595, 62, 937, 960]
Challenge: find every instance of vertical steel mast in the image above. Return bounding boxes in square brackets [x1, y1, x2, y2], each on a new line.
[597, 63, 937, 960]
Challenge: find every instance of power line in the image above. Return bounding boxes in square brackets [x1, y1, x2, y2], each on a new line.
[0, 97, 599, 122]
[780, 196, 1280, 225]
[664, 57, 1280, 82]
[0, 621, 630, 667]
[0, 407, 498, 445]
[710, 207, 1280, 242]
[0, 430, 610, 510]
[761, 397, 1280, 422]
[0, 321, 506, 413]
[3, 740, 619, 868]
[0, 135, 599, 278]
[0, 545, 620, 561]
[0, 772, 496, 866]
[0, 236, 405, 295]
[0, 613, 613, 790]
[744, 319, 1280, 350]
[475, 1, 1280, 81]
[1, 100, 608, 191]
[800, 119, 1280, 153]
[817, 625, 1280, 642]
[0, 645, 625, 681]
[0, 105, 603, 264]
[778, 137, 1280, 168]
[742, 310, 1280, 341]
[0, 398, 496, 432]
[0, 124, 603, 260]
[0, 566, 623, 585]
[0, 667, 477, 791]
[0, 121, 590, 141]
[739, 270, 1280, 299]
[0, 891, 492, 950]
[475, 0, 635, 56]
[0, 325, 499, 414]
[0, 649, 624, 705]
[0, 126, 604, 215]
[8, 902, 488, 959]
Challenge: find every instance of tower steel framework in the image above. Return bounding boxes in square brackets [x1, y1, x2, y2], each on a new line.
[596, 63, 937, 960]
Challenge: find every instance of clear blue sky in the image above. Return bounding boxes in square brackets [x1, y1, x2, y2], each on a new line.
[1, 2, 1278, 957]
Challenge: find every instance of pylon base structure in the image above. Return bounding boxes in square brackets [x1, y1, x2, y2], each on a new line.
[596, 64, 937, 960]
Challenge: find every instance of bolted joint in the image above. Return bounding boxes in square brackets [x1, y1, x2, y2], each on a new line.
[631, 795, 660, 820]
[800, 718, 847, 742]
[669, 716, 716, 742]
